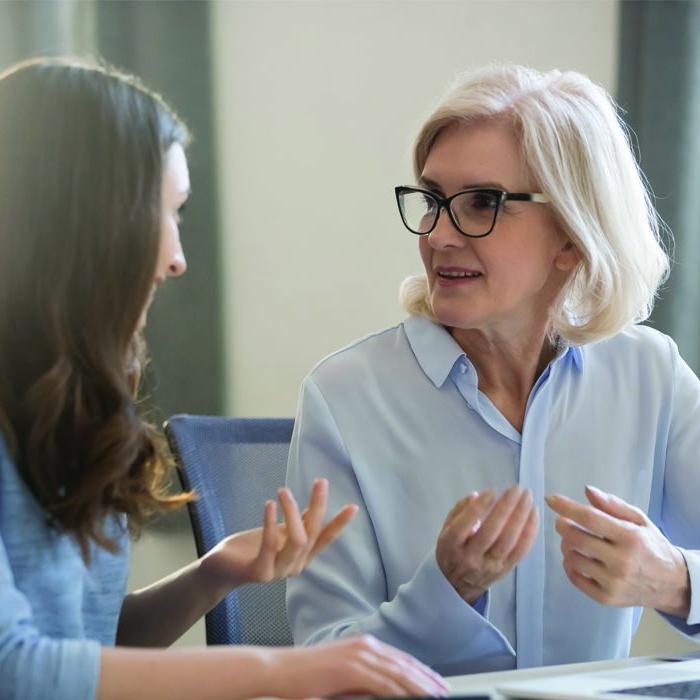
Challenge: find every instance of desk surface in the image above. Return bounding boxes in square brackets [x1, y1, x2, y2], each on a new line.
[446, 655, 689, 698]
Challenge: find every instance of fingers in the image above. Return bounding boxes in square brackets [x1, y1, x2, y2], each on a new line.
[556, 515, 611, 562]
[443, 491, 478, 528]
[564, 548, 608, 585]
[563, 558, 606, 602]
[441, 490, 494, 544]
[302, 478, 329, 542]
[359, 636, 449, 697]
[273, 481, 358, 577]
[253, 499, 279, 573]
[306, 503, 358, 561]
[485, 489, 534, 559]
[584, 485, 647, 526]
[468, 485, 524, 553]
[275, 488, 308, 572]
[545, 493, 625, 541]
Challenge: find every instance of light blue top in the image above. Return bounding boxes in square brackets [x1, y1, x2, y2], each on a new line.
[286, 315, 700, 676]
[0, 435, 129, 699]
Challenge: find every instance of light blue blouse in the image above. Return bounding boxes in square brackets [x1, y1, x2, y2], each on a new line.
[286, 315, 700, 676]
[0, 436, 129, 699]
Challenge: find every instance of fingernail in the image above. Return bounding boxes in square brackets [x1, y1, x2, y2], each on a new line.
[586, 484, 603, 496]
[279, 487, 296, 503]
[544, 494, 557, 507]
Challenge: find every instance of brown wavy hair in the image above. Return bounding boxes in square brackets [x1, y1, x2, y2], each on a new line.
[0, 58, 193, 559]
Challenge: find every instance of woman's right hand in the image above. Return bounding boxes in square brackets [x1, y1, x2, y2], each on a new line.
[436, 486, 539, 604]
[270, 635, 449, 697]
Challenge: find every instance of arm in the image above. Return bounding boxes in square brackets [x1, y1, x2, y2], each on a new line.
[546, 339, 700, 637]
[118, 481, 357, 646]
[0, 509, 446, 699]
[0, 534, 102, 700]
[98, 636, 448, 700]
[116, 557, 228, 648]
[286, 376, 519, 674]
[657, 342, 700, 635]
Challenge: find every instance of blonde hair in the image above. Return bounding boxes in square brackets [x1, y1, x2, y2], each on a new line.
[400, 63, 670, 345]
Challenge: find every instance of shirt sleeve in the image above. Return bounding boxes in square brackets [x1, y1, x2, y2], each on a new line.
[285, 375, 515, 674]
[657, 338, 700, 637]
[0, 532, 101, 700]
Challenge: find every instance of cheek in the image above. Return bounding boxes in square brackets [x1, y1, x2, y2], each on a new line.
[156, 222, 175, 272]
[418, 236, 433, 275]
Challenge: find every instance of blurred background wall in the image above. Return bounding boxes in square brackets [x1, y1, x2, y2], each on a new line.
[1, 0, 697, 654]
[213, 0, 619, 417]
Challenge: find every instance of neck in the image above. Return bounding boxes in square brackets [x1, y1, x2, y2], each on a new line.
[450, 322, 558, 430]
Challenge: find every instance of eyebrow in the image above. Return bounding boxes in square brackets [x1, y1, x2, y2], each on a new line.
[419, 176, 509, 192]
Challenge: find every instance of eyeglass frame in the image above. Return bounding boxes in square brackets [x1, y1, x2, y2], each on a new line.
[394, 185, 550, 238]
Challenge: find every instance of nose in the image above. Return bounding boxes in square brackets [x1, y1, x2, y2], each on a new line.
[168, 240, 187, 277]
[427, 206, 465, 250]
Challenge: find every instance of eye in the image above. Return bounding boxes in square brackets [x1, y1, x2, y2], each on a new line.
[176, 202, 188, 224]
[470, 190, 500, 211]
[421, 193, 438, 212]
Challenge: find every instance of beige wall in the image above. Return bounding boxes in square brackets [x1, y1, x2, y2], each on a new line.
[212, 0, 619, 417]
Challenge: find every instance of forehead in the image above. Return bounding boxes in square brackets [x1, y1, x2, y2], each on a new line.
[421, 119, 532, 190]
[162, 142, 190, 196]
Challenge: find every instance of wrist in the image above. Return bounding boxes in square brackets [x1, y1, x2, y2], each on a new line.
[227, 646, 282, 699]
[657, 548, 691, 618]
[198, 550, 237, 602]
[264, 647, 308, 698]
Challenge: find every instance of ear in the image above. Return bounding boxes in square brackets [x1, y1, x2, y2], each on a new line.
[554, 240, 582, 272]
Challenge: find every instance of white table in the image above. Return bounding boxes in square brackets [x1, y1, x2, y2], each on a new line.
[446, 654, 692, 698]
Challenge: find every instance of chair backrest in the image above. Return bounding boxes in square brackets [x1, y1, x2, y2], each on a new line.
[164, 414, 295, 646]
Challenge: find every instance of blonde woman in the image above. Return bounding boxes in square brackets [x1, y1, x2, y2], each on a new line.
[286, 64, 700, 674]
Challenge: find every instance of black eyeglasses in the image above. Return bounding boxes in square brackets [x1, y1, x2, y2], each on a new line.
[394, 185, 550, 238]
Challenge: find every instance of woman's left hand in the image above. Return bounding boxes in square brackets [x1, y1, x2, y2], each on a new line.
[546, 485, 690, 617]
[201, 478, 358, 591]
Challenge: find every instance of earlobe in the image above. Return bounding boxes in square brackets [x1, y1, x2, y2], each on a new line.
[555, 240, 582, 272]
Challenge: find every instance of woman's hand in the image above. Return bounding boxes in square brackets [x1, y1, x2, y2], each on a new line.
[546, 485, 690, 616]
[201, 478, 358, 590]
[436, 485, 539, 604]
[269, 635, 449, 698]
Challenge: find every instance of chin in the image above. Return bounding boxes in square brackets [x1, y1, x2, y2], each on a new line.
[136, 311, 148, 332]
[430, 296, 477, 330]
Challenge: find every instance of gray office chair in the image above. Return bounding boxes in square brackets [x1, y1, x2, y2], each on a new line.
[164, 414, 295, 646]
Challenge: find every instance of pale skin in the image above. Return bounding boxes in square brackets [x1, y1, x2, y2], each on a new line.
[421, 119, 576, 605]
[420, 120, 689, 615]
[546, 486, 690, 618]
[97, 144, 449, 699]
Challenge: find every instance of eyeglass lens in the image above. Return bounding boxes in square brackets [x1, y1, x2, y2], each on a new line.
[399, 189, 501, 236]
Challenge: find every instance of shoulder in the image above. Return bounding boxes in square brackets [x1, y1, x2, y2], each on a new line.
[582, 324, 679, 384]
[306, 323, 408, 385]
[586, 324, 675, 360]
